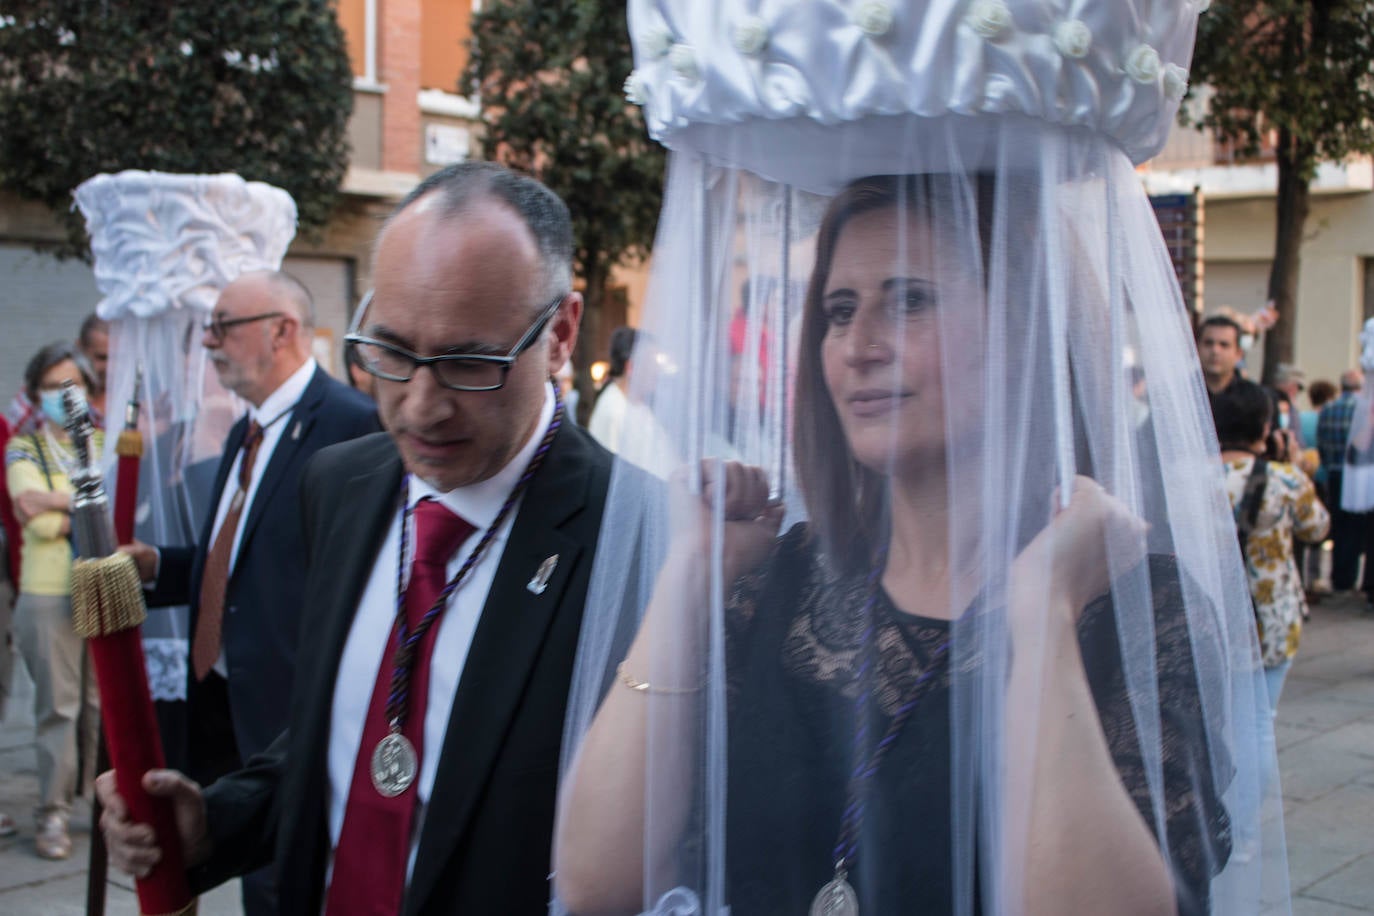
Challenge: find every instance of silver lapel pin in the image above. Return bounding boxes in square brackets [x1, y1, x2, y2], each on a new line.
[291, 420, 303, 440]
[526, 554, 559, 595]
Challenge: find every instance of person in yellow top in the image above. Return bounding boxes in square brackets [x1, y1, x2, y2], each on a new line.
[4, 342, 102, 860]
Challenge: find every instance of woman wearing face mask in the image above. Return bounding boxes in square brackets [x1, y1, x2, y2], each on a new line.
[4, 341, 102, 860]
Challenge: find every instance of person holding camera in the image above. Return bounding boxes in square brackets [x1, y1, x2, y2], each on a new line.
[1215, 379, 1329, 713]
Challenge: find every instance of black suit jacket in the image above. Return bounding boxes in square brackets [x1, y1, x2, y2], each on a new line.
[147, 366, 380, 762]
[191, 422, 616, 915]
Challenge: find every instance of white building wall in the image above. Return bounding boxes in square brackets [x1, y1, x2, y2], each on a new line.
[1175, 190, 1374, 387]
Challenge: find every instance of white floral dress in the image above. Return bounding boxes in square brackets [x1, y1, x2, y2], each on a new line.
[1223, 457, 1330, 668]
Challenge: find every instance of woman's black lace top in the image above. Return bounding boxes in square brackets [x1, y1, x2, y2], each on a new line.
[720, 523, 1232, 915]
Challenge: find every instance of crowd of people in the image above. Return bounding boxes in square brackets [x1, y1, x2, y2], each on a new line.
[1196, 311, 1374, 715]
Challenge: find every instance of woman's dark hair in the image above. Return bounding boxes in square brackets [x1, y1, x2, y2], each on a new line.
[792, 174, 999, 575]
[1211, 378, 1273, 450]
[24, 341, 94, 404]
[1308, 379, 1337, 410]
[1196, 314, 1243, 345]
[607, 326, 637, 379]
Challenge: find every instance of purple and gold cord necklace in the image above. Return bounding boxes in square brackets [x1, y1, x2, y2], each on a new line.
[369, 392, 563, 798]
[811, 551, 952, 916]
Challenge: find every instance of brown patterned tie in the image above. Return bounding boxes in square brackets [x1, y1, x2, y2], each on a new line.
[192, 420, 264, 682]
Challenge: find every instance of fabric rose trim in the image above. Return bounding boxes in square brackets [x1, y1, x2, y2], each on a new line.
[669, 43, 700, 81]
[623, 71, 647, 106]
[733, 16, 769, 55]
[855, 1, 895, 38]
[1125, 44, 1161, 84]
[641, 25, 675, 59]
[966, 0, 1013, 41]
[1053, 20, 1092, 59]
[1163, 63, 1189, 100]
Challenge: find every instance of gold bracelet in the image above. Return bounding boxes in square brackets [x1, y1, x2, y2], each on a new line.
[616, 661, 701, 695]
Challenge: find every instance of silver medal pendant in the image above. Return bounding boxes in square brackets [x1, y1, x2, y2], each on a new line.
[370, 732, 418, 798]
[810, 872, 859, 916]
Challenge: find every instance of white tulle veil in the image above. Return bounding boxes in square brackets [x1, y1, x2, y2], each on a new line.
[74, 171, 296, 709]
[553, 3, 1287, 914]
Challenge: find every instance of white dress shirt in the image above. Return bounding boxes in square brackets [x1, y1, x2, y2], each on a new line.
[204, 357, 318, 676]
[325, 383, 556, 889]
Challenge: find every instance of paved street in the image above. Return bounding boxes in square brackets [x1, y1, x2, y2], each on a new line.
[0, 663, 241, 915]
[0, 596, 1371, 914]
[1273, 593, 1374, 914]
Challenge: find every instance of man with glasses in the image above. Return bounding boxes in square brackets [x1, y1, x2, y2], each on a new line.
[100, 162, 619, 916]
[120, 269, 379, 915]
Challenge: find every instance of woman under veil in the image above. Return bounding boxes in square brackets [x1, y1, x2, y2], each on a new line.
[554, 3, 1285, 914]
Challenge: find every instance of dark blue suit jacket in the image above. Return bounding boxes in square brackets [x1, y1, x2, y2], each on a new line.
[148, 366, 380, 763]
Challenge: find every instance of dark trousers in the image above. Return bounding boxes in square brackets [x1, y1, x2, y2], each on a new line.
[1326, 471, 1374, 594]
[188, 672, 280, 915]
[186, 671, 240, 786]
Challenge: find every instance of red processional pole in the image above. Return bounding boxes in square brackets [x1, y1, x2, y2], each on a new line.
[113, 363, 143, 546]
[86, 364, 146, 915]
[64, 383, 196, 916]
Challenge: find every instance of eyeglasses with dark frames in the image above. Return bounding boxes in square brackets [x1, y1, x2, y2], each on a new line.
[343, 290, 565, 392]
[202, 311, 285, 341]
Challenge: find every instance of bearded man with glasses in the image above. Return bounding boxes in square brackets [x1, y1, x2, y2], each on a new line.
[120, 268, 380, 915]
[100, 161, 621, 916]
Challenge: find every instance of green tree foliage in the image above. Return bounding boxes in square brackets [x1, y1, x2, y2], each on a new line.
[1187, 0, 1374, 380]
[0, 1, 353, 259]
[465, 0, 665, 413]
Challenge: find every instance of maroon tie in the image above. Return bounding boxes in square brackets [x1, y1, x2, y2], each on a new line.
[192, 420, 263, 681]
[324, 498, 474, 916]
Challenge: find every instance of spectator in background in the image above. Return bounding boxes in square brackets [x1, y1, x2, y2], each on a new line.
[1319, 370, 1366, 594]
[1303, 380, 1337, 451]
[5, 375, 40, 439]
[1271, 364, 1308, 449]
[1301, 378, 1340, 596]
[587, 327, 678, 478]
[1303, 379, 1338, 493]
[555, 359, 579, 425]
[1215, 301, 1278, 379]
[5, 342, 102, 860]
[0, 414, 20, 839]
[1197, 315, 1245, 398]
[588, 326, 637, 447]
[1215, 379, 1329, 713]
[6, 314, 110, 435]
[77, 313, 110, 422]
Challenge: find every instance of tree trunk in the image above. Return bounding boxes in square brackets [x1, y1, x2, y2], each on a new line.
[1262, 129, 1311, 385]
[574, 258, 607, 425]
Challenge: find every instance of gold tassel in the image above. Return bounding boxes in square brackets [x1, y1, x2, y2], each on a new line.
[71, 553, 148, 638]
[116, 427, 144, 459]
